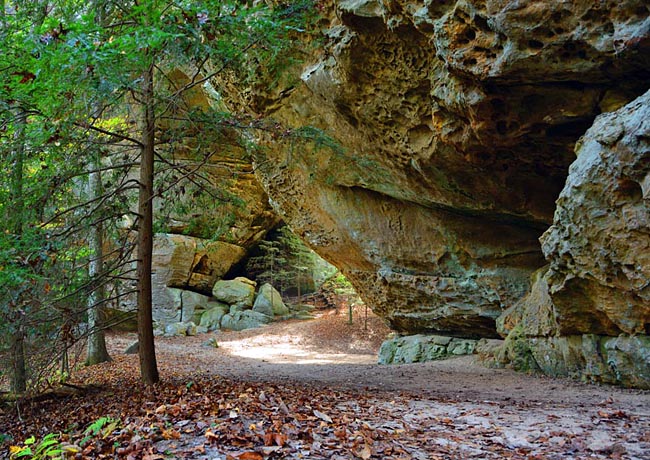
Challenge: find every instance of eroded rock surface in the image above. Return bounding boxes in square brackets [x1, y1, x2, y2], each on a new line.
[253, 0, 650, 338]
[541, 91, 650, 336]
[152, 233, 246, 293]
[245, 1, 650, 385]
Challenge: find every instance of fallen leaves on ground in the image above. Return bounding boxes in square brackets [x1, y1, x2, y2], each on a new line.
[1, 306, 648, 460]
[1, 354, 648, 460]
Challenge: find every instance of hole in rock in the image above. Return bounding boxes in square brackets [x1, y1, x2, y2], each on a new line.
[546, 119, 593, 138]
[528, 39, 544, 49]
[192, 255, 212, 275]
[551, 11, 565, 23]
[490, 98, 506, 115]
[474, 15, 490, 32]
[464, 28, 476, 41]
[615, 179, 643, 202]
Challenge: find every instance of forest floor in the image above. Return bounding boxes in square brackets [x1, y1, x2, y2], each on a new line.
[2, 306, 650, 459]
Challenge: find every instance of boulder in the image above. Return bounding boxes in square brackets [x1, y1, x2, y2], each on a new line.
[521, 335, 650, 389]
[199, 302, 230, 331]
[212, 278, 256, 307]
[378, 334, 477, 365]
[152, 234, 196, 289]
[202, 337, 219, 348]
[235, 276, 257, 287]
[229, 303, 248, 314]
[124, 341, 139, 355]
[541, 91, 650, 336]
[220, 310, 272, 331]
[253, 283, 290, 317]
[104, 307, 138, 332]
[152, 234, 248, 294]
[164, 321, 198, 337]
[152, 288, 211, 325]
[188, 242, 247, 292]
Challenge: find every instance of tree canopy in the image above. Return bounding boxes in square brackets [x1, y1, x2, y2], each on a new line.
[1, 0, 320, 388]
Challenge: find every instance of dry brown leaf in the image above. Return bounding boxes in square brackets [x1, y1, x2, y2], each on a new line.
[154, 404, 167, 414]
[161, 428, 181, 440]
[314, 409, 332, 423]
[274, 432, 287, 447]
[353, 444, 372, 459]
[237, 452, 264, 460]
[205, 428, 219, 443]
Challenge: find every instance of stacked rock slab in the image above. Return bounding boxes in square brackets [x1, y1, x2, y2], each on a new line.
[149, 234, 245, 324]
[247, 0, 650, 385]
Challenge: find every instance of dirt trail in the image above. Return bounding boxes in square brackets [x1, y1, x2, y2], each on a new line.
[109, 310, 650, 410]
[3, 307, 649, 459]
[105, 309, 650, 459]
[96, 312, 650, 459]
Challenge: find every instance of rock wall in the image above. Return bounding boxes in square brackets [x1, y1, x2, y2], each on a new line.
[499, 91, 650, 388]
[541, 91, 650, 337]
[246, 0, 650, 385]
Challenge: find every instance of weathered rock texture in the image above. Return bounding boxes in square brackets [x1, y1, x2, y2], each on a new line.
[157, 69, 281, 248]
[378, 334, 478, 364]
[541, 91, 650, 336]
[494, 92, 650, 388]
[245, 0, 650, 385]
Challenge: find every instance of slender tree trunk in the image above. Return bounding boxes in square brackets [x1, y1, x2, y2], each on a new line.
[9, 323, 26, 393]
[85, 0, 111, 368]
[9, 105, 27, 393]
[9, 106, 27, 393]
[137, 62, 159, 385]
[86, 153, 111, 365]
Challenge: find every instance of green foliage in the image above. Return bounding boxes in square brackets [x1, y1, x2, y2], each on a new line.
[247, 237, 288, 290]
[247, 226, 334, 296]
[9, 433, 62, 460]
[80, 416, 119, 446]
[0, 0, 323, 387]
[155, 176, 244, 241]
[8, 417, 121, 459]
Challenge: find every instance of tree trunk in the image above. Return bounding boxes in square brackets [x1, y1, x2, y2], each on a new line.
[9, 106, 27, 393]
[86, 155, 111, 365]
[85, 0, 111, 368]
[136, 62, 159, 385]
[9, 324, 26, 393]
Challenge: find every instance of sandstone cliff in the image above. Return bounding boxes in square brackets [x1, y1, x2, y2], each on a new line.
[248, 0, 650, 386]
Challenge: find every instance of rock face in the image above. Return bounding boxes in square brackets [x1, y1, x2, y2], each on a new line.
[153, 234, 247, 295]
[147, 234, 244, 324]
[212, 278, 256, 307]
[541, 92, 650, 336]
[244, 0, 650, 385]
[493, 92, 650, 388]
[156, 68, 281, 249]
[221, 310, 272, 331]
[378, 334, 478, 364]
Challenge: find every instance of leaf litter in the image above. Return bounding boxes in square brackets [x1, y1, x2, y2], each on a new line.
[1, 307, 649, 459]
